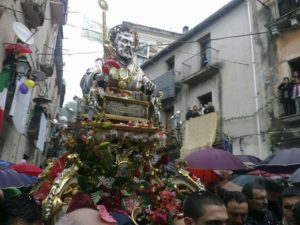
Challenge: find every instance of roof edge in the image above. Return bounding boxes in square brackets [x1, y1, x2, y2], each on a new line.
[141, 0, 244, 69]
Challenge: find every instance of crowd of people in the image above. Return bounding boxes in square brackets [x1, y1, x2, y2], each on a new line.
[2, 181, 300, 225]
[277, 71, 300, 116]
[186, 102, 215, 121]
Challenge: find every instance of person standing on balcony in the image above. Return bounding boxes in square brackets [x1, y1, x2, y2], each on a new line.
[278, 77, 293, 116]
[192, 105, 200, 118]
[204, 102, 215, 114]
[293, 77, 300, 114]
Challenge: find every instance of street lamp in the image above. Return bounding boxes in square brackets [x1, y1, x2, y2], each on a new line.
[15, 56, 31, 78]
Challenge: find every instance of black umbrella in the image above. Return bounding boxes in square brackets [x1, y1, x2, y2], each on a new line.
[288, 168, 300, 184]
[257, 148, 300, 173]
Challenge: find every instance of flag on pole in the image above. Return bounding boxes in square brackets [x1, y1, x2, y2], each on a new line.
[0, 69, 9, 130]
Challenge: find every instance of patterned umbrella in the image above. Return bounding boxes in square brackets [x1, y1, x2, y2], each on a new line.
[0, 168, 37, 189]
[184, 148, 246, 170]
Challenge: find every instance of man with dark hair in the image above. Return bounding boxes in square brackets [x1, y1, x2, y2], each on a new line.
[242, 183, 279, 225]
[281, 186, 300, 225]
[224, 191, 248, 225]
[183, 191, 228, 225]
[0, 193, 43, 225]
[292, 201, 300, 225]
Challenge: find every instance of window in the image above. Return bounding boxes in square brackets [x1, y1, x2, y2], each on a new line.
[289, 57, 300, 73]
[199, 34, 211, 68]
[166, 56, 175, 71]
[198, 92, 212, 106]
[278, 0, 300, 17]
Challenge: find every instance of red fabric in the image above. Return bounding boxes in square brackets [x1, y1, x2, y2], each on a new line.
[102, 59, 121, 75]
[5, 43, 32, 54]
[247, 169, 290, 179]
[10, 163, 42, 176]
[50, 154, 66, 180]
[187, 168, 223, 185]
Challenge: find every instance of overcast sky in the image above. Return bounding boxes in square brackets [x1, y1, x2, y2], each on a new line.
[63, 0, 231, 103]
[68, 0, 231, 32]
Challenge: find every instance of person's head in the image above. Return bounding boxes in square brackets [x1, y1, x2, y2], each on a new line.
[293, 71, 299, 77]
[183, 191, 228, 225]
[281, 186, 300, 225]
[207, 102, 212, 107]
[283, 77, 290, 83]
[242, 183, 268, 213]
[193, 105, 198, 111]
[56, 208, 112, 225]
[0, 194, 42, 225]
[292, 201, 300, 225]
[109, 24, 138, 63]
[224, 191, 248, 225]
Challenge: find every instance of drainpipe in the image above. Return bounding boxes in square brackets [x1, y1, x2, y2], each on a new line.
[247, 0, 263, 159]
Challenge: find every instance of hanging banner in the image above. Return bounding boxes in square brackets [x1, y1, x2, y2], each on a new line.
[180, 112, 218, 159]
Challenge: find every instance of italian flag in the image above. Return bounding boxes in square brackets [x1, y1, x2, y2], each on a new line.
[0, 69, 9, 130]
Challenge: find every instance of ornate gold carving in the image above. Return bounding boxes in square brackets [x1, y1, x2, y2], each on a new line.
[43, 154, 82, 221]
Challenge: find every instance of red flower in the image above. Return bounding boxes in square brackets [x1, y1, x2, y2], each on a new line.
[133, 170, 141, 177]
[143, 164, 150, 172]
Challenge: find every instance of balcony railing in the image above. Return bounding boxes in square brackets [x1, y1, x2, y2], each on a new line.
[21, 0, 47, 29]
[181, 48, 219, 84]
[278, 0, 300, 17]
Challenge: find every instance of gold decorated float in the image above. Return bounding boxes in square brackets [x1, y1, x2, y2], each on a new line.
[32, 1, 204, 224]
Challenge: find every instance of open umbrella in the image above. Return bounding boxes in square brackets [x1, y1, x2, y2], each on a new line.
[0, 160, 13, 168]
[187, 168, 223, 185]
[257, 148, 300, 173]
[184, 148, 246, 170]
[220, 175, 283, 193]
[0, 168, 37, 189]
[10, 163, 42, 176]
[288, 168, 300, 184]
[236, 154, 262, 165]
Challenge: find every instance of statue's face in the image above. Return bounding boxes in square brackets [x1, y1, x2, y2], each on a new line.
[115, 31, 134, 61]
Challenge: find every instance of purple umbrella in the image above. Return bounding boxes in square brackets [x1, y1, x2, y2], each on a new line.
[184, 148, 247, 170]
[0, 168, 37, 189]
[257, 148, 300, 173]
[236, 155, 262, 165]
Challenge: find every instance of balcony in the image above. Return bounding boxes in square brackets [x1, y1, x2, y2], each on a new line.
[50, 0, 67, 25]
[181, 48, 219, 85]
[266, 0, 300, 36]
[280, 113, 300, 126]
[21, 0, 47, 29]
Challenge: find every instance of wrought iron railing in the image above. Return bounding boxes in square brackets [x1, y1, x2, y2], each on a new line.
[181, 47, 218, 80]
[278, 0, 300, 16]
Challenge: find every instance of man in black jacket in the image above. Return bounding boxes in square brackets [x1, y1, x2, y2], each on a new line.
[242, 183, 279, 225]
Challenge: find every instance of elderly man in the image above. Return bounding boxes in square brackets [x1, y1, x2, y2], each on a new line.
[242, 183, 279, 225]
[224, 191, 248, 225]
[183, 190, 228, 225]
[281, 186, 300, 225]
